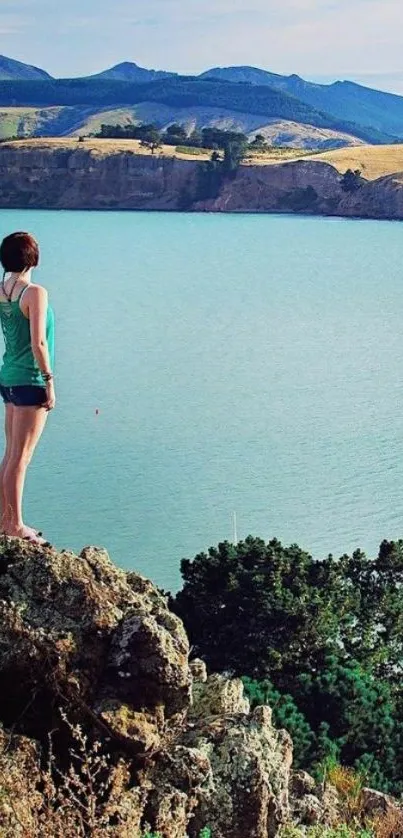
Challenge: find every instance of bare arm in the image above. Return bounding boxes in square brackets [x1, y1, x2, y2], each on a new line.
[27, 286, 55, 410]
[27, 286, 52, 374]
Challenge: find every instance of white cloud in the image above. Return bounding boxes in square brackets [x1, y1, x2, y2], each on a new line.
[0, 11, 30, 33]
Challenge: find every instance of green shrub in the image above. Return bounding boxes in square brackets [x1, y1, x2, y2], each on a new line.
[243, 677, 314, 766]
[341, 168, 362, 192]
[172, 537, 403, 794]
[175, 145, 208, 155]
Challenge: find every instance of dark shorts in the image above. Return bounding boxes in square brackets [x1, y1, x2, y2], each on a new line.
[0, 384, 47, 407]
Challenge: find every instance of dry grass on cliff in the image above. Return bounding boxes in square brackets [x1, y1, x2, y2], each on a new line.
[307, 143, 403, 180]
[6, 135, 403, 180]
[1, 136, 214, 162]
[324, 764, 403, 838]
[371, 809, 403, 838]
[0, 717, 133, 837]
[3, 136, 312, 166]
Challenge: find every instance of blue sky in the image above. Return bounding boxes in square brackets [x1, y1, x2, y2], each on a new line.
[2, 0, 403, 93]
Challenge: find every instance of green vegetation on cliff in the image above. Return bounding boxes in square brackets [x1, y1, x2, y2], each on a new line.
[172, 536, 403, 794]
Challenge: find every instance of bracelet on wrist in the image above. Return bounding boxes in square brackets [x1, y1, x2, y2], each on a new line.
[42, 372, 54, 382]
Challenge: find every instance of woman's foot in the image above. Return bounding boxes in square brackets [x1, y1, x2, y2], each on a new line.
[3, 524, 49, 545]
[23, 525, 42, 537]
[23, 533, 49, 546]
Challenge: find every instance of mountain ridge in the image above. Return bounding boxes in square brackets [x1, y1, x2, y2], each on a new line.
[0, 54, 402, 146]
[0, 76, 393, 145]
[88, 60, 177, 82]
[0, 54, 52, 81]
[200, 66, 403, 138]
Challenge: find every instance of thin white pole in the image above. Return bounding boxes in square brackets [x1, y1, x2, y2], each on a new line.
[233, 511, 238, 544]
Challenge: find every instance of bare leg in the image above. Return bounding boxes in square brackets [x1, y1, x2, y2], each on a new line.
[2, 406, 48, 536]
[0, 403, 14, 529]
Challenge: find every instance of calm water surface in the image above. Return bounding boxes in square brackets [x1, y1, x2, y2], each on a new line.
[1, 210, 402, 591]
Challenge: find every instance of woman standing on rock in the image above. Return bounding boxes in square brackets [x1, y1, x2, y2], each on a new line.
[0, 232, 55, 544]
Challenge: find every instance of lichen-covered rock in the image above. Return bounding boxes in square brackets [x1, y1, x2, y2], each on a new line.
[289, 771, 340, 829]
[0, 727, 44, 837]
[292, 793, 324, 826]
[190, 672, 250, 720]
[320, 783, 340, 826]
[360, 786, 401, 818]
[189, 658, 208, 683]
[0, 539, 300, 837]
[144, 746, 213, 837]
[185, 702, 292, 838]
[96, 702, 161, 752]
[0, 538, 191, 752]
[290, 770, 317, 799]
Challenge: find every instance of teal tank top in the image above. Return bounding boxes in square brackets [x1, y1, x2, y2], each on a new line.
[0, 287, 55, 387]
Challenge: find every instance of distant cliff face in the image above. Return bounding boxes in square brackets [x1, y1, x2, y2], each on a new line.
[197, 159, 345, 214]
[196, 159, 403, 219]
[0, 141, 403, 219]
[0, 143, 200, 210]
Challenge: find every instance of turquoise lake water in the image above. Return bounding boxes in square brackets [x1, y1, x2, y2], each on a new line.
[1, 209, 403, 591]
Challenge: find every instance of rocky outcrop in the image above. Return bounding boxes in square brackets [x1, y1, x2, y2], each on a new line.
[337, 171, 403, 219]
[196, 159, 403, 219]
[0, 539, 191, 754]
[196, 159, 344, 214]
[1, 139, 403, 218]
[0, 537, 397, 837]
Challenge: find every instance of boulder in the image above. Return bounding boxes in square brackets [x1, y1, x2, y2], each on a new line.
[290, 769, 317, 799]
[360, 786, 402, 818]
[0, 538, 191, 754]
[189, 658, 208, 684]
[185, 702, 292, 838]
[190, 672, 250, 720]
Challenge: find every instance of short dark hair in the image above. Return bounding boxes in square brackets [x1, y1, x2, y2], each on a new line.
[0, 232, 39, 273]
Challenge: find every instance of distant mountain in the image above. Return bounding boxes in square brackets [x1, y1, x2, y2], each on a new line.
[200, 66, 287, 86]
[0, 55, 402, 147]
[0, 55, 52, 81]
[0, 77, 392, 145]
[200, 66, 403, 139]
[89, 62, 177, 83]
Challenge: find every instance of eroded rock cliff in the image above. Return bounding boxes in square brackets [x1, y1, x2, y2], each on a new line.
[1, 140, 403, 218]
[0, 141, 199, 210]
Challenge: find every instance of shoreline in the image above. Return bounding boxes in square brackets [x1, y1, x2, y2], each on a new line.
[0, 205, 401, 224]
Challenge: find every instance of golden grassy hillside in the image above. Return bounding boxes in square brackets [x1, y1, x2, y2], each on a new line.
[308, 144, 403, 180]
[2, 136, 308, 165]
[2, 136, 213, 161]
